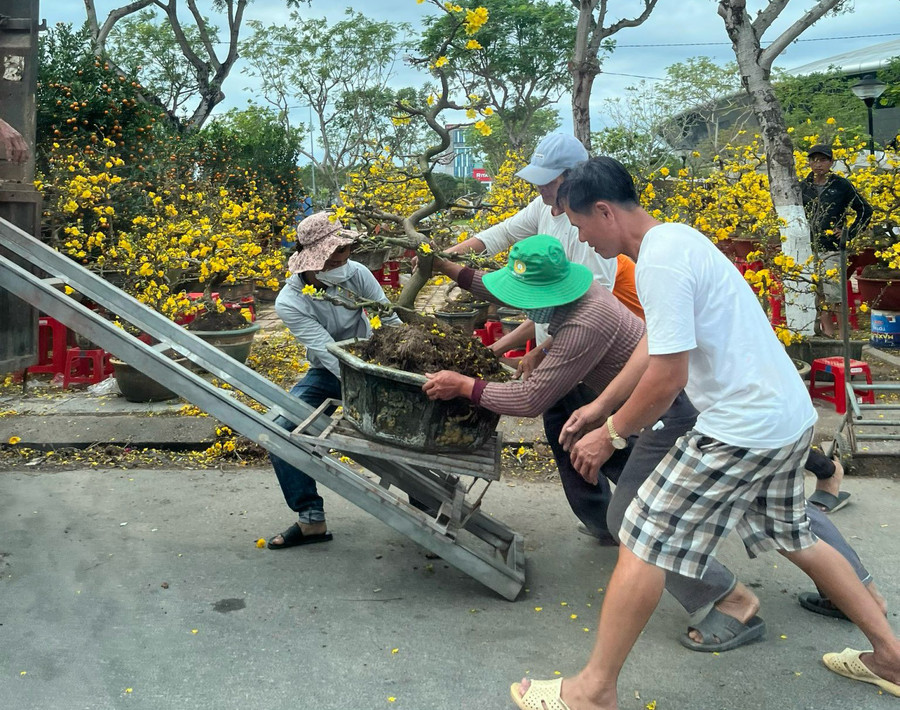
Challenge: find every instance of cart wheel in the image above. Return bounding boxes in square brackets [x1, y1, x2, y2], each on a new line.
[832, 432, 853, 470]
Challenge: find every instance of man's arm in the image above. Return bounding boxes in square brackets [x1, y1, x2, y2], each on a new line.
[560, 334, 648, 450]
[844, 181, 874, 241]
[569, 350, 688, 482]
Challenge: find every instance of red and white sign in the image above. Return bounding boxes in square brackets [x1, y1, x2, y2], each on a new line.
[472, 168, 491, 183]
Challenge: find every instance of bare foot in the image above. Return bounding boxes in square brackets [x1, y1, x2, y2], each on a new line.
[858, 648, 900, 686]
[813, 455, 844, 505]
[269, 521, 327, 546]
[514, 674, 618, 710]
[688, 582, 760, 644]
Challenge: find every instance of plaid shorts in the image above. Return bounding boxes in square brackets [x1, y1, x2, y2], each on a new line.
[620, 427, 817, 580]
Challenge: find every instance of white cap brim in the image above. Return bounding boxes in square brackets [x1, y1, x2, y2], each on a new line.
[515, 163, 564, 186]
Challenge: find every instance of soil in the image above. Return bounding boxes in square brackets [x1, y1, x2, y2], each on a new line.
[186, 308, 251, 331]
[436, 302, 478, 314]
[860, 266, 900, 279]
[351, 321, 509, 381]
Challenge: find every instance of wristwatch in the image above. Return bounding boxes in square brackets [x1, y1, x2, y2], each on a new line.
[606, 416, 628, 450]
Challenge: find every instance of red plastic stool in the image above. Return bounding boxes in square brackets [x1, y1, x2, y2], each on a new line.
[63, 348, 112, 388]
[475, 320, 503, 347]
[371, 261, 401, 289]
[28, 317, 72, 375]
[809, 357, 874, 414]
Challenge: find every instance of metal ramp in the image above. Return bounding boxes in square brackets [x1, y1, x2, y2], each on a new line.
[0, 217, 525, 601]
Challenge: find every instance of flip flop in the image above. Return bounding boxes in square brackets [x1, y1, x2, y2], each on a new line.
[679, 608, 766, 652]
[799, 591, 849, 620]
[823, 648, 900, 696]
[267, 523, 333, 549]
[510, 678, 571, 710]
[808, 489, 851, 514]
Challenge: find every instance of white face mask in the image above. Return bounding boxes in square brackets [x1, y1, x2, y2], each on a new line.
[318, 263, 352, 284]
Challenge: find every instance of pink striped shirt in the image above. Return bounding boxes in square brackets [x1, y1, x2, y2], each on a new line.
[460, 270, 646, 417]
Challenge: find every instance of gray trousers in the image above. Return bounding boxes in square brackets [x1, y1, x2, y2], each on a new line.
[602, 392, 870, 615]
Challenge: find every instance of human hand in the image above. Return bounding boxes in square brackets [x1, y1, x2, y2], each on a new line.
[0, 119, 28, 163]
[569, 428, 614, 484]
[423, 370, 472, 400]
[515, 346, 546, 382]
[559, 400, 607, 451]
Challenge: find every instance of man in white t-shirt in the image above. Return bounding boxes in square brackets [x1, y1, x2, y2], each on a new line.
[508, 157, 900, 710]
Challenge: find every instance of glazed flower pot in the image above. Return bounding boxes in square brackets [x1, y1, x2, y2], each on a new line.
[433, 308, 479, 334]
[328, 339, 499, 453]
[187, 322, 261, 364]
[110, 357, 184, 402]
[216, 280, 255, 302]
[857, 276, 900, 312]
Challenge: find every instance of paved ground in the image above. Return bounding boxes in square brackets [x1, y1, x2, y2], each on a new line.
[0, 466, 897, 710]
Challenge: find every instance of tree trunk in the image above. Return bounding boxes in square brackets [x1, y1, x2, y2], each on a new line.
[719, 0, 830, 336]
[571, 66, 596, 150]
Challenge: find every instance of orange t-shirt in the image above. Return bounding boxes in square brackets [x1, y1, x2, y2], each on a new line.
[612, 255, 645, 320]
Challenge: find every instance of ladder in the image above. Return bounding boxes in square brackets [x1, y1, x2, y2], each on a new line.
[0, 217, 525, 600]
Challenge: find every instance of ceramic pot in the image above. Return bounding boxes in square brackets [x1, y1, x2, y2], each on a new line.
[111, 358, 183, 402]
[187, 322, 261, 364]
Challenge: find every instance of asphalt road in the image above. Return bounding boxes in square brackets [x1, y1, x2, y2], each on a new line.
[1, 467, 897, 710]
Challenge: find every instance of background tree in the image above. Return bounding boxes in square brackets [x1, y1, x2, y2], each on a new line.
[466, 107, 561, 174]
[657, 57, 749, 157]
[718, 0, 846, 336]
[82, 0, 308, 132]
[242, 9, 427, 201]
[568, 0, 658, 148]
[421, 0, 575, 155]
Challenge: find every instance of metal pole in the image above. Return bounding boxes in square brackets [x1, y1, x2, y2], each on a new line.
[309, 104, 316, 199]
[866, 99, 876, 155]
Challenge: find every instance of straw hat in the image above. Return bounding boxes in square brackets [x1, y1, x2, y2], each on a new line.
[287, 212, 360, 273]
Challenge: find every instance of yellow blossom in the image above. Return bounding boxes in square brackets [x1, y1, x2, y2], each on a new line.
[301, 284, 317, 296]
[256, 538, 266, 548]
[369, 315, 383, 330]
[465, 39, 483, 50]
[434, 55, 449, 68]
[8, 436, 21, 445]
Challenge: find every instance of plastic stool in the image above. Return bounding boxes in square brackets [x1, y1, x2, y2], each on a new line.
[475, 320, 503, 347]
[372, 261, 401, 289]
[63, 348, 112, 388]
[28, 317, 72, 375]
[809, 357, 874, 414]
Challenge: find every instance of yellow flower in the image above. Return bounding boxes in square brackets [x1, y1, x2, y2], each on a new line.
[464, 6, 489, 34]
[369, 315, 382, 330]
[474, 120, 491, 137]
[465, 39, 483, 50]
[659, 167, 670, 177]
[482, 106, 493, 116]
[826, 117, 836, 125]
[256, 538, 266, 548]
[434, 55, 449, 68]
[301, 284, 317, 296]
[391, 648, 399, 654]
[418, 243, 433, 254]
[8, 436, 21, 445]
[466, 108, 477, 119]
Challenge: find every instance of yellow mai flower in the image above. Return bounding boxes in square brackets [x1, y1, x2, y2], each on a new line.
[474, 120, 491, 137]
[301, 284, 317, 296]
[464, 6, 489, 34]
[466, 108, 477, 119]
[419, 243, 433, 254]
[369, 315, 382, 330]
[465, 39, 483, 50]
[826, 117, 836, 125]
[483, 106, 493, 116]
[256, 538, 266, 548]
[8, 436, 21, 445]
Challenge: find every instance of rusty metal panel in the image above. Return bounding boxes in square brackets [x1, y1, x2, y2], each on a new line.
[0, 0, 40, 373]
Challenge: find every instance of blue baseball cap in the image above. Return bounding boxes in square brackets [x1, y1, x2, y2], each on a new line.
[516, 134, 589, 186]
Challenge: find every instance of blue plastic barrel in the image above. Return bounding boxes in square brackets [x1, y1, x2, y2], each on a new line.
[870, 309, 900, 348]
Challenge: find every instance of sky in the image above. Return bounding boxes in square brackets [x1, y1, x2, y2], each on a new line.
[45, 0, 900, 138]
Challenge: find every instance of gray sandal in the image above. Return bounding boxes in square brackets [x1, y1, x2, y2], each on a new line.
[679, 608, 766, 652]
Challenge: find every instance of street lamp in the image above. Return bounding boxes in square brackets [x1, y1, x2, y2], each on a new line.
[850, 74, 887, 155]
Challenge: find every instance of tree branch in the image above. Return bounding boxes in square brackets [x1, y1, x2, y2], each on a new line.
[759, 0, 842, 70]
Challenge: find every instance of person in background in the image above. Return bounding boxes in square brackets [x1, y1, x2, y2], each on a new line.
[267, 212, 401, 549]
[801, 144, 873, 338]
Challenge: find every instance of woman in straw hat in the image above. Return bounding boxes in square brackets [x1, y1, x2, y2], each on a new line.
[267, 212, 401, 549]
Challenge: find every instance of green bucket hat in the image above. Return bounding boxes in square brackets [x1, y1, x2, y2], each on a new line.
[481, 234, 593, 309]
